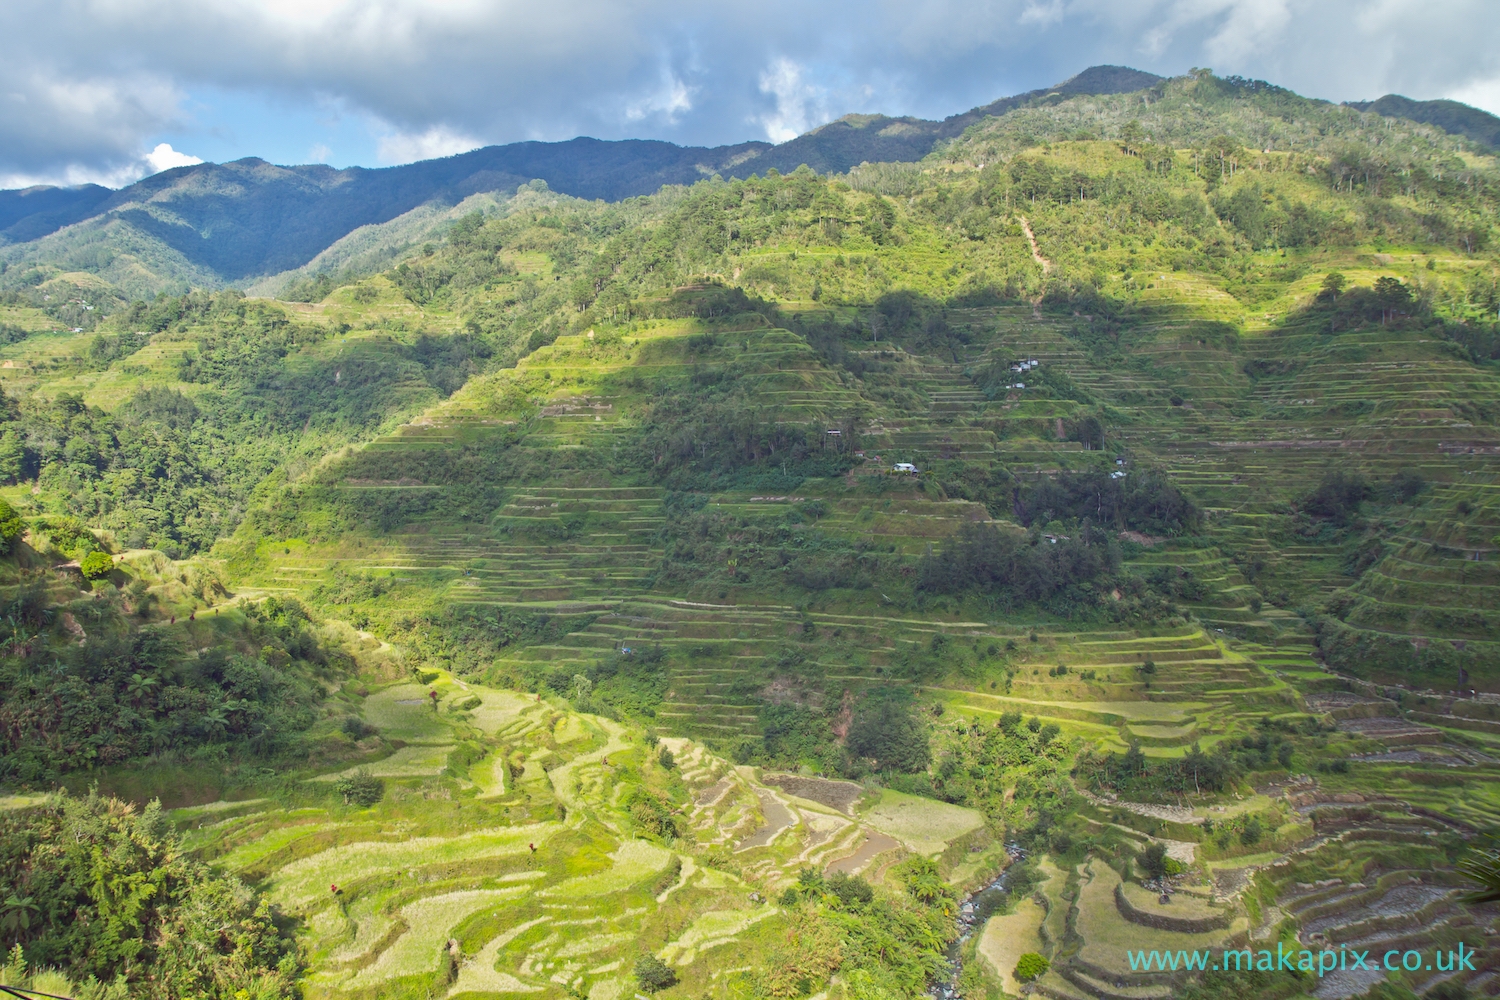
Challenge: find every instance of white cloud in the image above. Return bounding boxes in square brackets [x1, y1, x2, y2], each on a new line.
[1202, 0, 1293, 65]
[375, 125, 481, 165]
[0, 142, 202, 189]
[756, 57, 825, 143]
[308, 142, 333, 163]
[624, 66, 694, 124]
[0, 0, 1498, 185]
[1446, 76, 1500, 117]
[144, 142, 202, 173]
[1020, 1, 1065, 27]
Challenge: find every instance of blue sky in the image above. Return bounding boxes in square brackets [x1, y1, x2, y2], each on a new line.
[3, 0, 1499, 188]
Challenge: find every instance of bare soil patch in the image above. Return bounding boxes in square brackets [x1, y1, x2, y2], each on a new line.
[761, 773, 863, 814]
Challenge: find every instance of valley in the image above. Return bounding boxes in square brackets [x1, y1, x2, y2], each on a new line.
[1, 69, 1499, 1000]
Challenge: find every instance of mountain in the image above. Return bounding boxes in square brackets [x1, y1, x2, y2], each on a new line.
[1, 64, 1498, 1000]
[1347, 93, 1500, 151]
[2, 65, 1497, 301]
[0, 183, 112, 242]
[741, 65, 1166, 176]
[0, 66, 1165, 293]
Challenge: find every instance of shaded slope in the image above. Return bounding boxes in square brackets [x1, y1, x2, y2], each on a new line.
[0, 184, 112, 244]
[1348, 94, 1500, 152]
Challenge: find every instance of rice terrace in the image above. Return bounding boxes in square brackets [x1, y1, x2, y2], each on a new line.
[0, 58, 1499, 1000]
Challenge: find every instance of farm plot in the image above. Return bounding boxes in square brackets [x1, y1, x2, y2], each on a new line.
[978, 897, 1045, 996]
[363, 683, 456, 741]
[350, 887, 533, 986]
[539, 839, 674, 898]
[312, 743, 453, 781]
[859, 788, 984, 855]
[659, 908, 778, 966]
[271, 824, 558, 908]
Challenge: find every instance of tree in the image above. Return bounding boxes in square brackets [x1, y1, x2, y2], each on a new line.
[1138, 842, 1170, 880]
[0, 429, 23, 485]
[80, 551, 114, 580]
[570, 673, 593, 711]
[125, 672, 159, 707]
[1460, 848, 1500, 903]
[0, 499, 22, 556]
[634, 954, 677, 993]
[1014, 953, 1049, 982]
[658, 747, 674, 770]
[1319, 272, 1347, 299]
[335, 769, 384, 807]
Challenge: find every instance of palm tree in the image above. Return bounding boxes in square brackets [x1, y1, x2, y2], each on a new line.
[125, 672, 158, 707]
[2, 894, 38, 935]
[200, 708, 229, 739]
[1459, 849, 1500, 904]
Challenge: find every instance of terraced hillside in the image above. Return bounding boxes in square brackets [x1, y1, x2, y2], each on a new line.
[174, 670, 997, 1000]
[3, 70, 1500, 1000]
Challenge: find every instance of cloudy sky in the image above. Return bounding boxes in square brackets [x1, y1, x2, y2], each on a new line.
[3, 0, 1499, 189]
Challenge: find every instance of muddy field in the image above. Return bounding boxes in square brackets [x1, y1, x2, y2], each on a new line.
[762, 773, 864, 814]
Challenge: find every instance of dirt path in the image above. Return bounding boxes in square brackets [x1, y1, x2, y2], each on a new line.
[1019, 217, 1051, 272]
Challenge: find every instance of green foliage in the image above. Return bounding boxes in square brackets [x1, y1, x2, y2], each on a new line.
[916, 521, 1120, 606]
[1138, 841, 1170, 880]
[634, 954, 677, 993]
[827, 870, 874, 907]
[79, 550, 113, 580]
[1017, 468, 1199, 537]
[626, 788, 682, 840]
[1458, 848, 1500, 903]
[334, 768, 384, 807]
[0, 499, 22, 555]
[0, 593, 347, 784]
[846, 691, 930, 774]
[1013, 952, 1049, 982]
[0, 790, 296, 998]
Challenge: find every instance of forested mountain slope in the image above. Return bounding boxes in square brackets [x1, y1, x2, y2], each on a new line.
[6, 65, 1496, 299]
[0, 68, 1498, 1000]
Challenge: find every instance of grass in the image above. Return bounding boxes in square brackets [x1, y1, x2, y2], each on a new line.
[349, 887, 532, 985]
[270, 823, 558, 908]
[538, 840, 673, 898]
[978, 897, 1045, 995]
[859, 789, 985, 856]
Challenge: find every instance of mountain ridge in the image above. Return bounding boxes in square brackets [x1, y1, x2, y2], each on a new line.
[2, 65, 1497, 300]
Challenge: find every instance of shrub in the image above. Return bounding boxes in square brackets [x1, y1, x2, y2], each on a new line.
[1014, 952, 1049, 982]
[1138, 842, 1170, 880]
[335, 768, 384, 807]
[79, 550, 113, 580]
[340, 716, 373, 740]
[634, 955, 677, 993]
[1240, 817, 1264, 846]
[652, 856, 683, 895]
[827, 870, 874, 907]
[0, 499, 22, 555]
[658, 747, 675, 769]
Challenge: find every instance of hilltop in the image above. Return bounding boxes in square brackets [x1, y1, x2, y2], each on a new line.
[3, 65, 1497, 298]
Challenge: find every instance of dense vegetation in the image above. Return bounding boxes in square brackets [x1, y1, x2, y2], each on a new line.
[0, 587, 359, 785]
[0, 790, 297, 999]
[0, 67, 1497, 1000]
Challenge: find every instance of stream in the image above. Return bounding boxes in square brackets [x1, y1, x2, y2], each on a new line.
[927, 845, 1026, 1000]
